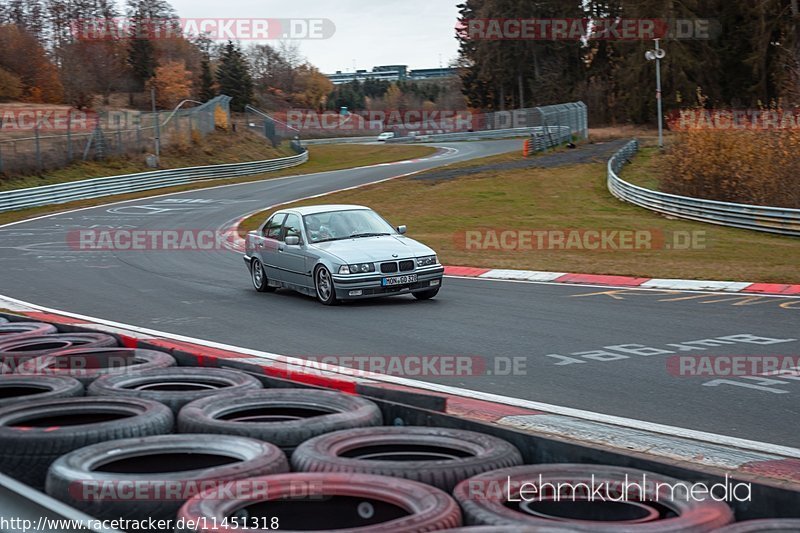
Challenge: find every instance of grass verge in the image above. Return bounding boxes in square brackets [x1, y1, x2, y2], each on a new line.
[0, 143, 437, 227]
[246, 148, 800, 284]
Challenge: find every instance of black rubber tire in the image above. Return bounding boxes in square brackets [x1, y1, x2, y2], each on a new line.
[88, 367, 263, 414]
[0, 375, 84, 408]
[46, 434, 289, 522]
[716, 519, 800, 531]
[16, 347, 176, 385]
[178, 389, 382, 452]
[0, 333, 118, 369]
[314, 265, 339, 305]
[292, 426, 523, 491]
[250, 258, 276, 292]
[177, 472, 462, 532]
[413, 287, 440, 300]
[0, 322, 58, 342]
[0, 397, 173, 490]
[453, 464, 734, 532]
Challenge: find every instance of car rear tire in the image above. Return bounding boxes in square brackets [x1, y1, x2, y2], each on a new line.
[315, 265, 339, 305]
[413, 287, 440, 300]
[250, 259, 275, 293]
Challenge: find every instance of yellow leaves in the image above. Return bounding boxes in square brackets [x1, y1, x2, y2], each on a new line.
[146, 61, 192, 109]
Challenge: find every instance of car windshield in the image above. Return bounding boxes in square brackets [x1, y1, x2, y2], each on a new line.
[303, 209, 395, 243]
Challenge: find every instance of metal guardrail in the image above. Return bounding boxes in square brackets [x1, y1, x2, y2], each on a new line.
[0, 150, 308, 213]
[387, 126, 572, 144]
[608, 140, 800, 237]
[301, 136, 378, 146]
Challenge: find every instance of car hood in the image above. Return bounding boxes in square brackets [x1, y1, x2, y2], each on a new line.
[311, 235, 435, 263]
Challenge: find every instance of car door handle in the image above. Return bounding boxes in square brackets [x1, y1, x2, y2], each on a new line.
[278, 245, 285, 252]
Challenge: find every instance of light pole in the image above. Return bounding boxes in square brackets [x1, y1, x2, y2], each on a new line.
[645, 39, 666, 149]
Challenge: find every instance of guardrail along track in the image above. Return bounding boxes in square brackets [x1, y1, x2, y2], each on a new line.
[607, 140, 800, 237]
[387, 125, 573, 145]
[0, 150, 309, 213]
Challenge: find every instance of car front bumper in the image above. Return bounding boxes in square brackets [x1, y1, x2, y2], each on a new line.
[331, 266, 444, 299]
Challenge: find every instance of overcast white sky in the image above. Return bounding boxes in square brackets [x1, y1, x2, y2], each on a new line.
[165, 0, 462, 73]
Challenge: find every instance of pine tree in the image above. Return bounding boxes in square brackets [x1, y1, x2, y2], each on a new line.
[216, 41, 253, 111]
[199, 56, 215, 101]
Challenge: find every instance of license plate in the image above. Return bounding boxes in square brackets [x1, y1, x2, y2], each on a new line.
[382, 274, 417, 286]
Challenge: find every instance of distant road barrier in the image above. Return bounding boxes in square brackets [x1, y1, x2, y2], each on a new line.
[387, 125, 573, 145]
[607, 140, 800, 237]
[301, 136, 378, 146]
[0, 150, 308, 213]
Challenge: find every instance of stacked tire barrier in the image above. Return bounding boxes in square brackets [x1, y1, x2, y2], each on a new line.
[0, 317, 798, 531]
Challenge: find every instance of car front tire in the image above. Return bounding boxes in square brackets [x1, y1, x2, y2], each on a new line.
[413, 287, 440, 300]
[251, 259, 275, 293]
[315, 266, 339, 306]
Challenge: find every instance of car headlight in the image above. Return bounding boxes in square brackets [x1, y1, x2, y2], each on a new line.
[339, 263, 375, 274]
[416, 255, 438, 267]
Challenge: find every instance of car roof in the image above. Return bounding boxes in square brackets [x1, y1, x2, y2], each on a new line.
[283, 205, 371, 216]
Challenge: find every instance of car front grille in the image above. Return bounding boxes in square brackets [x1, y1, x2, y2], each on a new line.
[380, 262, 398, 274]
[399, 260, 415, 272]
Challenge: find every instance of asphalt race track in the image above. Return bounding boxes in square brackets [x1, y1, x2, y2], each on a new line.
[1, 139, 798, 447]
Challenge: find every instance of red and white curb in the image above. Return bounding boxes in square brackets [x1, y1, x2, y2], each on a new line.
[444, 266, 800, 296]
[1, 294, 799, 486]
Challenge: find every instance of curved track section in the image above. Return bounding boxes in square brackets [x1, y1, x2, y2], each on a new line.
[0, 140, 798, 447]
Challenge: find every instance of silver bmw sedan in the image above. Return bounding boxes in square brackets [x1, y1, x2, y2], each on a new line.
[244, 205, 444, 305]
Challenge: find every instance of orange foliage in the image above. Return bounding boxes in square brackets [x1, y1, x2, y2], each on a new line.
[0, 25, 63, 103]
[147, 61, 193, 109]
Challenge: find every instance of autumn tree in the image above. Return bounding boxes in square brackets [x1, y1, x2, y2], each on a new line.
[0, 66, 22, 101]
[290, 65, 333, 111]
[147, 60, 192, 108]
[0, 24, 63, 102]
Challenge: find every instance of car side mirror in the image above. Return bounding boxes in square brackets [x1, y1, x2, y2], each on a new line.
[396, 225, 407, 235]
[285, 235, 301, 246]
